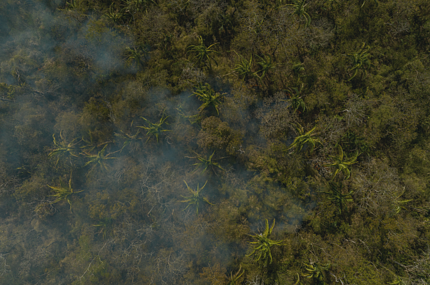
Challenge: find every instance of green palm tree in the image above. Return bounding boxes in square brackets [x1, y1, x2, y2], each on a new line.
[124, 0, 156, 13]
[302, 261, 330, 284]
[360, 0, 378, 8]
[180, 180, 213, 215]
[393, 188, 413, 214]
[255, 54, 275, 80]
[389, 276, 407, 285]
[325, 145, 359, 179]
[226, 265, 244, 285]
[104, 3, 124, 23]
[114, 121, 142, 152]
[322, 182, 354, 215]
[187, 36, 218, 68]
[47, 172, 83, 211]
[284, 84, 306, 113]
[233, 52, 258, 81]
[285, 0, 312, 28]
[247, 219, 283, 266]
[92, 217, 114, 239]
[64, 0, 79, 10]
[347, 42, 371, 81]
[83, 145, 118, 172]
[287, 124, 321, 153]
[48, 132, 80, 166]
[192, 83, 223, 115]
[136, 112, 170, 142]
[187, 151, 225, 174]
[176, 103, 201, 124]
[124, 47, 146, 68]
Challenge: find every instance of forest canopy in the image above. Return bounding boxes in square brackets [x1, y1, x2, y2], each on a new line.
[0, 0, 429, 284]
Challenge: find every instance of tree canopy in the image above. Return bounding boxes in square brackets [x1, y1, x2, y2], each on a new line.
[0, 0, 429, 284]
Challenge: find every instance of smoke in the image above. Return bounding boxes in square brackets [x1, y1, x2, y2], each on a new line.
[0, 1, 316, 284]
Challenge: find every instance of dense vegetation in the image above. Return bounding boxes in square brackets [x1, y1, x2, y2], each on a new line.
[0, 0, 429, 284]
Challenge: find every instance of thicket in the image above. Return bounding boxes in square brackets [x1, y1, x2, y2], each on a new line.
[0, 0, 429, 284]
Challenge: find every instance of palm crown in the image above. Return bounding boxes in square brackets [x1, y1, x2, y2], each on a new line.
[187, 36, 218, 68]
[347, 42, 371, 81]
[180, 180, 213, 215]
[136, 112, 170, 142]
[287, 124, 321, 153]
[83, 144, 118, 172]
[322, 182, 354, 215]
[192, 83, 223, 115]
[285, 0, 312, 28]
[48, 132, 80, 166]
[247, 219, 283, 265]
[47, 172, 83, 211]
[325, 145, 359, 179]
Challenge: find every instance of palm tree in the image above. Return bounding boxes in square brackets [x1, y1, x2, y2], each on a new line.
[187, 151, 225, 174]
[124, 0, 156, 14]
[287, 124, 321, 153]
[187, 36, 219, 68]
[360, 0, 378, 8]
[347, 42, 371, 81]
[83, 145, 118, 172]
[180, 180, 213, 215]
[247, 219, 283, 266]
[325, 145, 359, 179]
[48, 132, 80, 166]
[124, 47, 147, 68]
[114, 121, 142, 152]
[136, 112, 170, 142]
[192, 83, 223, 115]
[322, 182, 354, 215]
[393, 188, 413, 214]
[226, 265, 244, 285]
[176, 103, 201, 125]
[47, 172, 83, 211]
[104, 3, 124, 23]
[92, 217, 114, 239]
[233, 52, 258, 81]
[302, 261, 330, 284]
[255, 54, 275, 80]
[284, 84, 306, 113]
[285, 0, 312, 28]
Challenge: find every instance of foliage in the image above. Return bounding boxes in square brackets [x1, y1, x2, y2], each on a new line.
[187, 151, 225, 174]
[226, 265, 244, 285]
[124, 47, 147, 68]
[233, 52, 257, 81]
[255, 54, 275, 80]
[324, 145, 359, 179]
[192, 83, 223, 115]
[302, 261, 330, 284]
[392, 188, 413, 214]
[136, 112, 170, 142]
[180, 180, 213, 215]
[48, 132, 80, 166]
[247, 219, 283, 266]
[287, 124, 321, 153]
[285, 0, 312, 28]
[1, 0, 430, 284]
[104, 3, 124, 23]
[322, 182, 354, 215]
[347, 43, 371, 81]
[47, 172, 83, 211]
[187, 36, 219, 68]
[114, 121, 142, 152]
[92, 217, 114, 239]
[284, 84, 306, 113]
[83, 145, 118, 172]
